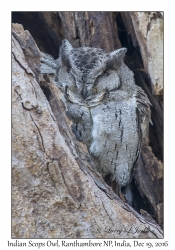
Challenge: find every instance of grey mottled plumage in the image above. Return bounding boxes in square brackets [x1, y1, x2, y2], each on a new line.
[41, 40, 151, 203]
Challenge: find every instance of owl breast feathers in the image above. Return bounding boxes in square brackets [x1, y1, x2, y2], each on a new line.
[56, 39, 151, 188]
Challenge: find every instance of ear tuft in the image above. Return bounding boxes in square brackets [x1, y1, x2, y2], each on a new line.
[110, 48, 127, 60]
[59, 39, 73, 68]
[106, 48, 127, 68]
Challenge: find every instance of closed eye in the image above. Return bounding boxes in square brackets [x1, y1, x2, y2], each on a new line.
[69, 70, 76, 80]
[95, 70, 121, 92]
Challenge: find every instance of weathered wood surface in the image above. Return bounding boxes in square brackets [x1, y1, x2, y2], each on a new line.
[12, 23, 163, 238]
[130, 12, 163, 95]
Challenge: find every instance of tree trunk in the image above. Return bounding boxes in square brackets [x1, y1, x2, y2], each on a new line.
[12, 11, 163, 238]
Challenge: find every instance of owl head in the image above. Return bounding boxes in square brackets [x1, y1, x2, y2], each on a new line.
[59, 39, 127, 99]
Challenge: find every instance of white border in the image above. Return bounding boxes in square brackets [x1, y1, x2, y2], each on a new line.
[1, 1, 174, 249]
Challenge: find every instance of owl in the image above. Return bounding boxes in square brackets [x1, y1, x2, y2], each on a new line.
[55, 39, 151, 204]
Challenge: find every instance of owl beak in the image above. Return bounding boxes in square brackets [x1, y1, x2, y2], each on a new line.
[81, 86, 88, 99]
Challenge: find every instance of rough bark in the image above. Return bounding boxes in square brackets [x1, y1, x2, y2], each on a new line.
[129, 12, 163, 95]
[12, 23, 163, 239]
[12, 12, 163, 156]
[12, 11, 163, 238]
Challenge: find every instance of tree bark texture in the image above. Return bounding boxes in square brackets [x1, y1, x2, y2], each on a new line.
[12, 11, 163, 238]
[12, 12, 163, 158]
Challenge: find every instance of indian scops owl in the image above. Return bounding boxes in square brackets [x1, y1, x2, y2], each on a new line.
[56, 39, 151, 203]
